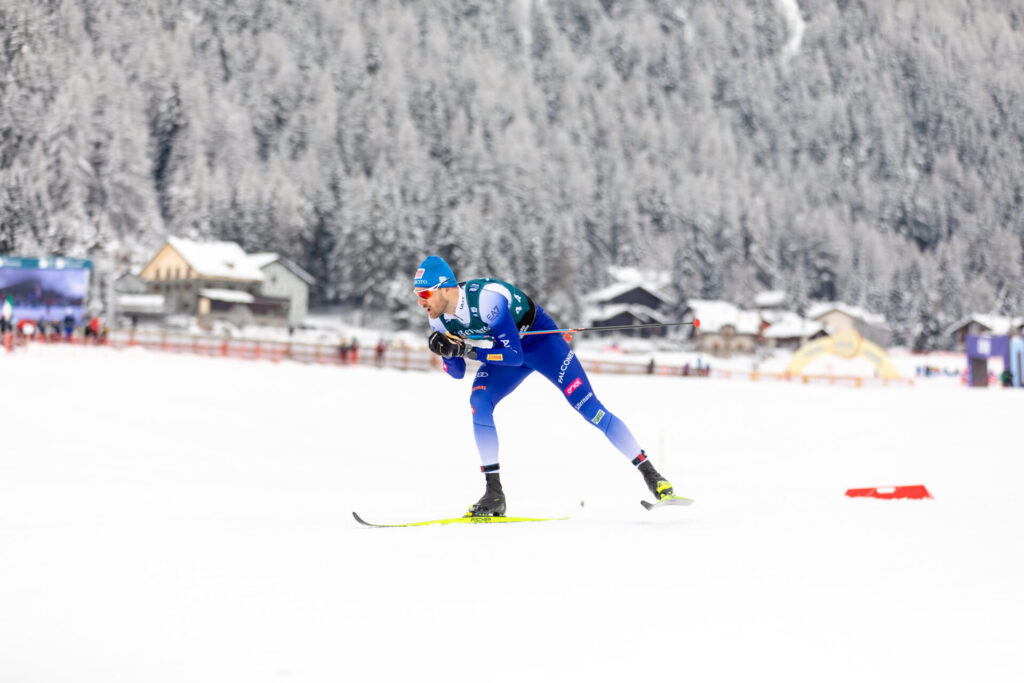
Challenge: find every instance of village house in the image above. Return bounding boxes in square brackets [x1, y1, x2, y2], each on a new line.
[805, 302, 890, 347]
[688, 300, 761, 357]
[748, 291, 825, 349]
[137, 237, 313, 328]
[760, 311, 827, 350]
[584, 267, 679, 337]
[246, 253, 315, 329]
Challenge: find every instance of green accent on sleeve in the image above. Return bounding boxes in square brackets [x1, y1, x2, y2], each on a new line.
[438, 278, 532, 340]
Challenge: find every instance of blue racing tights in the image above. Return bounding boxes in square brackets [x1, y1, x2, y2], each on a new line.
[469, 332, 642, 472]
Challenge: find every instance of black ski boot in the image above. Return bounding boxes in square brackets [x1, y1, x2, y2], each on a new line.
[466, 472, 506, 517]
[637, 456, 674, 500]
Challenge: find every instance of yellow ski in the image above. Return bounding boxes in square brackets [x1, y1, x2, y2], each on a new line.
[352, 511, 568, 528]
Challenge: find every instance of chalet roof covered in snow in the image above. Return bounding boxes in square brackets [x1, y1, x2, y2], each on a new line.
[688, 300, 761, 335]
[248, 253, 315, 286]
[762, 312, 825, 339]
[246, 253, 278, 270]
[585, 266, 676, 306]
[585, 281, 675, 306]
[587, 303, 672, 325]
[806, 301, 887, 326]
[944, 314, 1024, 336]
[168, 237, 265, 282]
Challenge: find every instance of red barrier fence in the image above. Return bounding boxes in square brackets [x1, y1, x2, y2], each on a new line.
[6, 329, 913, 387]
[103, 330, 712, 376]
[102, 329, 439, 371]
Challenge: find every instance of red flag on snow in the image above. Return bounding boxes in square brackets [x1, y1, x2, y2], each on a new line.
[845, 485, 933, 500]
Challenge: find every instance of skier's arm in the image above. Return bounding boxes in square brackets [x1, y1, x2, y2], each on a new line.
[476, 289, 525, 366]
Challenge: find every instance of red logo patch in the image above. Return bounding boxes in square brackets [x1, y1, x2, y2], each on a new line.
[565, 377, 582, 396]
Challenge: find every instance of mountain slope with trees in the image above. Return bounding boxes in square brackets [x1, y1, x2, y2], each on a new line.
[2, 0, 1022, 346]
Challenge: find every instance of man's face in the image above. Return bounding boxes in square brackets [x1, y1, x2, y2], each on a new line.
[416, 286, 450, 319]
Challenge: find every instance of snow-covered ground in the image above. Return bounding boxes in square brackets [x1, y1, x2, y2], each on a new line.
[1, 345, 1021, 682]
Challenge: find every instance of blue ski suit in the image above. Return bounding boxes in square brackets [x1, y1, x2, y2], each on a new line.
[430, 280, 642, 473]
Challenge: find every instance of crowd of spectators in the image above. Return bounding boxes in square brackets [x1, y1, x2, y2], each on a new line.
[0, 298, 107, 351]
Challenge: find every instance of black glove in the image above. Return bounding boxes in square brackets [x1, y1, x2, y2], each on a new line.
[428, 331, 476, 360]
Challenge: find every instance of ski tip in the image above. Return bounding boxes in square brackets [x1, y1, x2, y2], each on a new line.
[640, 496, 695, 511]
[352, 511, 373, 526]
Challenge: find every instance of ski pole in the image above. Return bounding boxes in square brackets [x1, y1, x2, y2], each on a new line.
[521, 319, 701, 336]
[466, 319, 700, 340]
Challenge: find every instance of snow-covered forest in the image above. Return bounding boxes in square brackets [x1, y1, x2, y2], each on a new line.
[2, 0, 1023, 347]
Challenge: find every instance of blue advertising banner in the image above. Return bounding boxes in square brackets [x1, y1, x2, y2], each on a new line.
[965, 334, 1013, 387]
[0, 256, 93, 325]
[965, 334, 1009, 360]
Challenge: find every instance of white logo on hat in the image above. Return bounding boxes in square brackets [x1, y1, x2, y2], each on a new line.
[415, 268, 425, 279]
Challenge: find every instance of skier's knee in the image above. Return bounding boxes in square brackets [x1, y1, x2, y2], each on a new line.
[589, 409, 611, 435]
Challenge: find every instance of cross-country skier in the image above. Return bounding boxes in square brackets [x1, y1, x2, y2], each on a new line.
[414, 255, 675, 516]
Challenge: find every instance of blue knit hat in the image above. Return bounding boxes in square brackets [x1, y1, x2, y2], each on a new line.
[414, 256, 457, 289]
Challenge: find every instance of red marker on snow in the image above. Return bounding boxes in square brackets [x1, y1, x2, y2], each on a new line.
[845, 485, 932, 500]
[693, 318, 701, 328]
